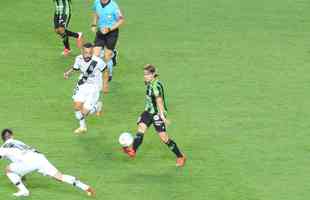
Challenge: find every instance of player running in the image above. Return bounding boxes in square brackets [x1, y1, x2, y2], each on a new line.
[122, 64, 187, 167]
[0, 129, 95, 197]
[53, 0, 83, 56]
[64, 43, 106, 134]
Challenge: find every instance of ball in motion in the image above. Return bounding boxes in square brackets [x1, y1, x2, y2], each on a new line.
[119, 132, 134, 147]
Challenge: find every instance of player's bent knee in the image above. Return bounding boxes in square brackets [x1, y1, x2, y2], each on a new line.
[93, 47, 102, 57]
[159, 132, 169, 143]
[104, 51, 113, 60]
[55, 28, 64, 35]
[58, 27, 65, 34]
[5, 166, 12, 174]
[138, 123, 147, 133]
[81, 107, 90, 115]
[74, 102, 83, 111]
[53, 172, 63, 181]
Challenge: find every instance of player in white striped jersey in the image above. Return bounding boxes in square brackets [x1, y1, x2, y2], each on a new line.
[0, 129, 95, 197]
[64, 43, 106, 134]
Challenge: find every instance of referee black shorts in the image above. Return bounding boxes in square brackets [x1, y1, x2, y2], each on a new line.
[54, 14, 71, 29]
[94, 29, 119, 50]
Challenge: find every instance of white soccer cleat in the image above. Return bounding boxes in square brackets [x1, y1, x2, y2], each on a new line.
[74, 127, 87, 134]
[13, 190, 30, 197]
[96, 101, 103, 116]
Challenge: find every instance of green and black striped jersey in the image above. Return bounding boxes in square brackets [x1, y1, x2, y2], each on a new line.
[53, 0, 71, 16]
[145, 79, 168, 115]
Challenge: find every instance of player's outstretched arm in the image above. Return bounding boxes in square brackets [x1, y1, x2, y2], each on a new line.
[64, 67, 75, 79]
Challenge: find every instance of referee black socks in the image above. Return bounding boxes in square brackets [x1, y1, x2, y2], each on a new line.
[165, 139, 183, 158]
[133, 132, 144, 151]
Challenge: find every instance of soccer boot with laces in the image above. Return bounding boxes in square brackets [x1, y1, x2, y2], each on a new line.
[74, 127, 87, 134]
[122, 147, 136, 158]
[13, 190, 30, 197]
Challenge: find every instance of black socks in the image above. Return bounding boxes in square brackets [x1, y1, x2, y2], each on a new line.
[133, 132, 144, 151]
[65, 30, 79, 38]
[63, 35, 70, 49]
[165, 139, 183, 158]
[60, 30, 79, 50]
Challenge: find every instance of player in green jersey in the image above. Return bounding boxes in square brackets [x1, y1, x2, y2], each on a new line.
[123, 64, 186, 167]
[53, 0, 83, 56]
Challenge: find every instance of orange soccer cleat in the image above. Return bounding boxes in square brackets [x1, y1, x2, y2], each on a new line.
[86, 187, 96, 197]
[122, 147, 136, 158]
[176, 155, 187, 167]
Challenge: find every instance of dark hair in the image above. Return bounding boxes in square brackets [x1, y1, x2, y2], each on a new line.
[144, 64, 158, 77]
[1, 129, 13, 141]
[83, 42, 94, 48]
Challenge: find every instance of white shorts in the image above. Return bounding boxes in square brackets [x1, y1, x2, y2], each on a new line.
[72, 84, 100, 110]
[9, 153, 58, 177]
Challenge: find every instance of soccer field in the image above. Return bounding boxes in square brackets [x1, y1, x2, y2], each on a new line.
[1, 0, 310, 199]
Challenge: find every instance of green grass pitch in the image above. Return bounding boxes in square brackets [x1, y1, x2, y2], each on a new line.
[0, 0, 310, 199]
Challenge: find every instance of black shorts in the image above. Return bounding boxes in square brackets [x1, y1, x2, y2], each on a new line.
[94, 29, 119, 50]
[137, 111, 166, 133]
[54, 14, 71, 29]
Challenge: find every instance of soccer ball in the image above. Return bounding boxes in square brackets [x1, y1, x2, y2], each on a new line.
[119, 132, 134, 147]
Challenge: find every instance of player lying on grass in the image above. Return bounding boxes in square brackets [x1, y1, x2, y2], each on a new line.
[0, 129, 95, 197]
[64, 43, 106, 134]
[123, 64, 187, 167]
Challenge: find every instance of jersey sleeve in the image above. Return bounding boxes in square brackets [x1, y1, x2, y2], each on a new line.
[73, 57, 81, 70]
[0, 148, 6, 159]
[113, 3, 123, 20]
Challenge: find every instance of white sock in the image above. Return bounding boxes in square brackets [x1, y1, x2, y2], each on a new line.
[75, 180, 89, 191]
[75, 111, 86, 128]
[7, 173, 28, 192]
[108, 59, 113, 76]
[89, 106, 97, 115]
[61, 175, 89, 191]
[79, 119, 86, 129]
[74, 111, 83, 120]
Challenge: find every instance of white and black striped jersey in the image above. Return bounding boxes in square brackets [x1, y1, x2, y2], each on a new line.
[0, 139, 38, 162]
[73, 55, 106, 88]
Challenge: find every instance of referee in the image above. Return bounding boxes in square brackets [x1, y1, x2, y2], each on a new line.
[91, 0, 124, 93]
[53, 0, 83, 56]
